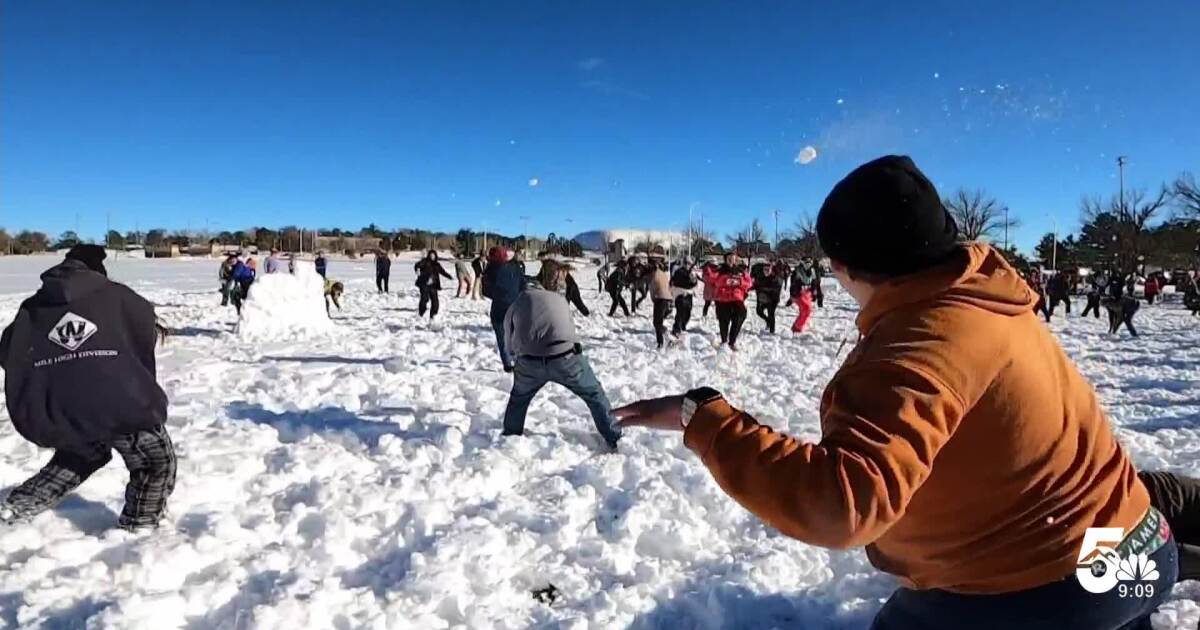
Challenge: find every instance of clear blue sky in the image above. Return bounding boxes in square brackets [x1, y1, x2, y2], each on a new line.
[2, 1, 1196, 252]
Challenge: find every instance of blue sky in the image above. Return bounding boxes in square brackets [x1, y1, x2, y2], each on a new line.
[1, 1, 1196, 252]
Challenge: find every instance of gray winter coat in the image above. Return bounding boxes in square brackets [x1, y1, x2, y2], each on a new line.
[503, 287, 579, 359]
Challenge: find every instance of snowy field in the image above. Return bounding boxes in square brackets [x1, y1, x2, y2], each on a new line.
[1, 253, 1199, 629]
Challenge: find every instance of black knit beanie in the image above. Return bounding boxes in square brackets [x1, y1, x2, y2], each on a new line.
[65, 244, 108, 276]
[816, 155, 959, 278]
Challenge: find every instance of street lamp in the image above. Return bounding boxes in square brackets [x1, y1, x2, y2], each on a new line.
[1117, 156, 1129, 216]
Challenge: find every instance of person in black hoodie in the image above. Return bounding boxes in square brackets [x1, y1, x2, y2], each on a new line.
[752, 262, 783, 334]
[414, 250, 453, 320]
[670, 259, 699, 336]
[606, 262, 630, 317]
[375, 250, 392, 294]
[0, 245, 175, 531]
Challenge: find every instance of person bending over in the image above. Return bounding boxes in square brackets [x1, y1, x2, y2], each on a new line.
[0, 245, 176, 531]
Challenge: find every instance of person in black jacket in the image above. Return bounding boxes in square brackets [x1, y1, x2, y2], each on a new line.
[607, 262, 630, 317]
[414, 250, 453, 320]
[219, 254, 237, 306]
[375, 250, 392, 293]
[482, 246, 527, 371]
[1045, 272, 1072, 320]
[752, 262, 783, 334]
[670, 260, 699, 336]
[470, 253, 486, 299]
[0, 246, 175, 531]
[314, 251, 328, 279]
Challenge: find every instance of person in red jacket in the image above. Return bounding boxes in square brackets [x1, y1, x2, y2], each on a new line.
[702, 253, 753, 350]
[1144, 274, 1161, 305]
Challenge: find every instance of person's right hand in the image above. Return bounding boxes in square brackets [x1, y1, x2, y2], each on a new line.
[614, 395, 686, 432]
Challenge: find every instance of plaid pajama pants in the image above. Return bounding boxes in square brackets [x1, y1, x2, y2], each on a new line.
[1, 425, 177, 530]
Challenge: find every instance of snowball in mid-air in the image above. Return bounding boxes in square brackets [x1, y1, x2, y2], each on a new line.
[495, 200, 502, 207]
[794, 146, 818, 165]
[237, 261, 334, 340]
[836, 98, 844, 105]
[528, 177, 540, 187]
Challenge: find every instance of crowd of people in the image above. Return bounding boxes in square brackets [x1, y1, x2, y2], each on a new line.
[1026, 264, 1200, 337]
[4, 156, 1200, 629]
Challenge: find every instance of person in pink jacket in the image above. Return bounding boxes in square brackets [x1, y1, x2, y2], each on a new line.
[702, 253, 753, 350]
[701, 261, 718, 318]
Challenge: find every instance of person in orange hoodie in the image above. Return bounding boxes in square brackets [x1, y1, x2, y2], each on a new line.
[615, 155, 1176, 630]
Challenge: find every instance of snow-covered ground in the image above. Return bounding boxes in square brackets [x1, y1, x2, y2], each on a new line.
[0, 253, 1198, 629]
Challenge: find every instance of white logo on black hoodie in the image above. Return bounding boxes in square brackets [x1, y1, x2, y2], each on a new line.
[48, 312, 98, 351]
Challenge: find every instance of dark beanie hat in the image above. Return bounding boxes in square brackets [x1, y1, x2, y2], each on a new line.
[65, 244, 108, 276]
[816, 155, 959, 278]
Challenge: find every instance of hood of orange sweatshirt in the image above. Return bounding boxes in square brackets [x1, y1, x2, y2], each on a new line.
[856, 243, 1037, 335]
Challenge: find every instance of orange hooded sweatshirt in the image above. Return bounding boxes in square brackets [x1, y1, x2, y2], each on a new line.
[683, 243, 1150, 594]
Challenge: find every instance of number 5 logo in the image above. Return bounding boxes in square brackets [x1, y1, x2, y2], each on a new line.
[1076, 527, 1125, 594]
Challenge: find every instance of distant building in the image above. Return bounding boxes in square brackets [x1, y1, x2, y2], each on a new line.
[574, 229, 688, 262]
[144, 241, 222, 258]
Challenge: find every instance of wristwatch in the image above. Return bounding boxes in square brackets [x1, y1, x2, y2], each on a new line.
[681, 386, 724, 428]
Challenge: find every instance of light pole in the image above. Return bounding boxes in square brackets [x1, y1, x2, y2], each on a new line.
[1004, 206, 1009, 252]
[772, 208, 781, 253]
[1117, 156, 1129, 216]
[1052, 218, 1058, 271]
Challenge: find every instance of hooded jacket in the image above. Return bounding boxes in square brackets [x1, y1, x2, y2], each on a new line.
[682, 244, 1150, 594]
[375, 253, 392, 275]
[671, 266, 699, 298]
[752, 270, 783, 306]
[482, 261, 526, 315]
[415, 256, 452, 290]
[703, 264, 753, 303]
[606, 268, 627, 295]
[0, 260, 167, 453]
[701, 265, 717, 301]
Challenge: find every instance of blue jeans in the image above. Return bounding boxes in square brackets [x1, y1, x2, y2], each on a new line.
[502, 353, 621, 447]
[490, 306, 511, 369]
[870, 537, 1178, 630]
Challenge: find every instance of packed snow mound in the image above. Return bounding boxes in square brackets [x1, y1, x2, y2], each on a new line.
[236, 260, 333, 339]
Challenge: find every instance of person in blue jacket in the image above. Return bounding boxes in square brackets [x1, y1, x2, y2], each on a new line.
[229, 256, 256, 315]
[482, 246, 527, 372]
[314, 251, 328, 279]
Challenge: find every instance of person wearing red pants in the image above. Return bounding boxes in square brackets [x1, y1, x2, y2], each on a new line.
[790, 257, 817, 332]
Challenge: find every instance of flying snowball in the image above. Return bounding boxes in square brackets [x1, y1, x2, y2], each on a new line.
[495, 200, 502, 207]
[836, 98, 844, 105]
[528, 178, 540, 187]
[794, 146, 818, 165]
[933, 72, 940, 79]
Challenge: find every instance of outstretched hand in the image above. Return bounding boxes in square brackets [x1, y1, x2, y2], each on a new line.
[613, 395, 685, 432]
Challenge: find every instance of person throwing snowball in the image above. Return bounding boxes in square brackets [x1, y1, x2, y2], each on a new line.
[614, 156, 1175, 630]
[502, 260, 621, 451]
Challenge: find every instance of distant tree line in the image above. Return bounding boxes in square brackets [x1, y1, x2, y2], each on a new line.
[1028, 173, 1199, 274]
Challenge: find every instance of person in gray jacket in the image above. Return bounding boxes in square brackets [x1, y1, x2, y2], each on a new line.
[502, 260, 622, 450]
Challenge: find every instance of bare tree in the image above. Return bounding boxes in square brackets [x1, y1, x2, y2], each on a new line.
[726, 218, 767, 256]
[1172, 172, 1200, 218]
[684, 221, 718, 258]
[943, 188, 1019, 242]
[780, 213, 823, 258]
[1080, 186, 1171, 274]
